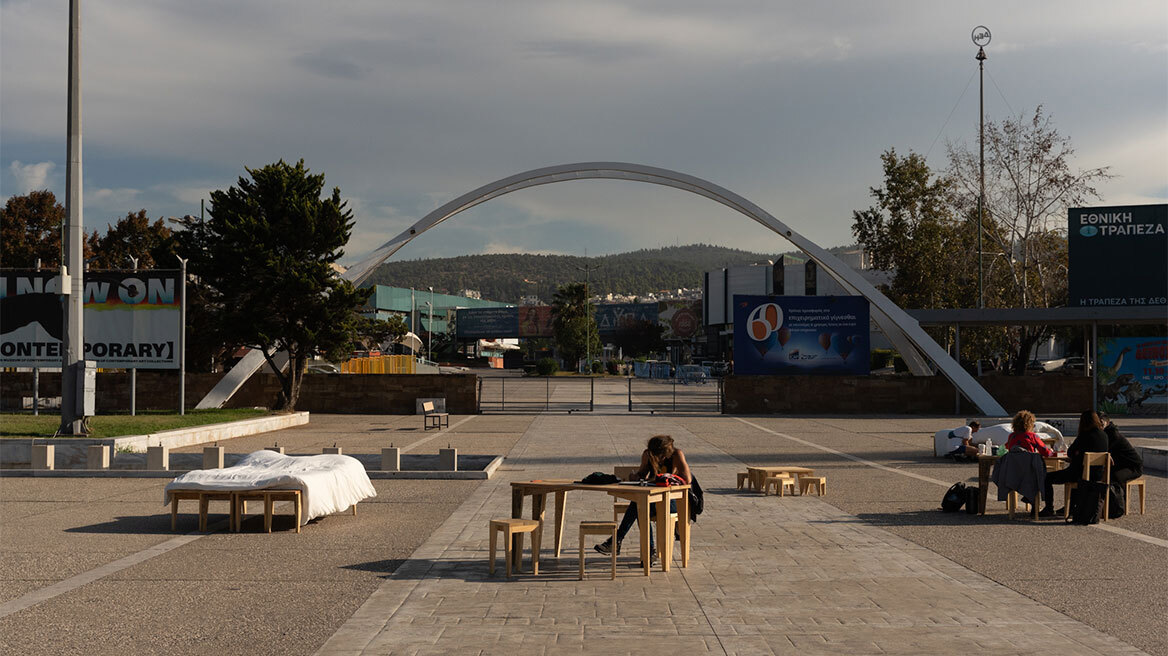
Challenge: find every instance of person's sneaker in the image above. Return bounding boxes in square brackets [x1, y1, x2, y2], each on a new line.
[1039, 506, 1056, 518]
[640, 552, 660, 568]
[594, 540, 620, 556]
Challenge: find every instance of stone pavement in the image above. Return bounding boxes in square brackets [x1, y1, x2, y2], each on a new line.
[316, 409, 1148, 655]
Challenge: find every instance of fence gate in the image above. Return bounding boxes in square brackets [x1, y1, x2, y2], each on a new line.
[478, 376, 594, 413]
[627, 377, 723, 413]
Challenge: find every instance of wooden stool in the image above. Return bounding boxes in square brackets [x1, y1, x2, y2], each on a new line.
[799, 476, 827, 496]
[736, 472, 750, 490]
[263, 490, 303, 533]
[613, 501, 631, 522]
[489, 519, 541, 578]
[764, 475, 795, 497]
[170, 490, 235, 532]
[1125, 477, 1146, 515]
[195, 491, 235, 532]
[579, 520, 618, 580]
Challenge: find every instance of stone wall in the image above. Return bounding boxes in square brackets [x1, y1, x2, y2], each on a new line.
[1, 372, 479, 414]
[723, 374, 1093, 415]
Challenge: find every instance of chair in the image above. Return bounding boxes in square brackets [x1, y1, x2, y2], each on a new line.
[1125, 477, 1146, 515]
[799, 476, 827, 496]
[579, 520, 618, 580]
[422, 401, 449, 430]
[764, 475, 795, 497]
[489, 518, 540, 578]
[1063, 452, 1113, 522]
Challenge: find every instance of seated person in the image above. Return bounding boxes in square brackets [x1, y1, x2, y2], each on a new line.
[1042, 410, 1110, 516]
[1004, 410, 1055, 457]
[945, 421, 981, 461]
[595, 435, 691, 566]
[1100, 412, 1143, 485]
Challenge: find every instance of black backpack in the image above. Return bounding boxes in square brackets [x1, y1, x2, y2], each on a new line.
[688, 476, 704, 522]
[1068, 480, 1108, 525]
[941, 482, 967, 512]
[1107, 482, 1127, 520]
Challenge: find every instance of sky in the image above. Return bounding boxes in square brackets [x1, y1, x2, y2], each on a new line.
[2, 1, 1165, 266]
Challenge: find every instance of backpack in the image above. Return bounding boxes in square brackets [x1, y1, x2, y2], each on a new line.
[653, 473, 686, 487]
[578, 472, 620, 485]
[688, 476, 704, 522]
[941, 482, 967, 512]
[1068, 480, 1108, 525]
[1107, 482, 1127, 520]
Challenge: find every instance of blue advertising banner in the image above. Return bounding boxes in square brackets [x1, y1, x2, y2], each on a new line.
[455, 307, 518, 339]
[1097, 337, 1167, 416]
[595, 303, 657, 334]
[732, 295, 869, 375]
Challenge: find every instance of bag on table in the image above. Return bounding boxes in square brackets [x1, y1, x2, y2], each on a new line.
[653, 473, 686, 487]
[1067, 480, 1107, 525]
[941, 482, 967, 512]
[578, 472, 621, 485]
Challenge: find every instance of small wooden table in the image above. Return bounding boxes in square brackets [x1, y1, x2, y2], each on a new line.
[977, 453, 1067, 515]
[511, 479, 690, 577]
[746, 466, 815, 493]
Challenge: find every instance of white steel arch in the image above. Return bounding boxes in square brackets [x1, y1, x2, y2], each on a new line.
[344, 162, 1005, 415]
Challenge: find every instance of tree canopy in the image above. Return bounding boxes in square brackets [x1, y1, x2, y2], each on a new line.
[551, 282, 601, 369]
[186, 159, 371, 409]
[1, 190, 69, 268]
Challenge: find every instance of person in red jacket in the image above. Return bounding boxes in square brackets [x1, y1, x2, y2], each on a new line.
[1005, 410, 1056, 457]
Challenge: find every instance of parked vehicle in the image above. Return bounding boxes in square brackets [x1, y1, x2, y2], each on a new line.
[1059, 356, 1088, 374]
[679, 364, 708, 384]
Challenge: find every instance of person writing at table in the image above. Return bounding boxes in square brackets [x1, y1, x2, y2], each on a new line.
[1041, 410, 1110, 517]
[594, 435, 691, 567]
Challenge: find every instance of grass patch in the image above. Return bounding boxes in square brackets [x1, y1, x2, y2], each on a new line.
[0, 408, 270, 439]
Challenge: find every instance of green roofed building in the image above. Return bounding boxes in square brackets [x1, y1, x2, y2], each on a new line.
[361, 285, 512, 337]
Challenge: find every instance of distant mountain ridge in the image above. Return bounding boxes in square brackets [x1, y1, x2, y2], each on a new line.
[363, 243, 858, 304]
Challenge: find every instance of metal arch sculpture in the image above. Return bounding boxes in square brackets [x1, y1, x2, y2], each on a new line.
[344, 162, 1005, 415]
[199, 162, 1005, 415]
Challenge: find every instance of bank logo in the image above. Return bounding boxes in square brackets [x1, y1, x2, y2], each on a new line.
[1080, 225, 1098, 237]
[747, 303, 782, 340]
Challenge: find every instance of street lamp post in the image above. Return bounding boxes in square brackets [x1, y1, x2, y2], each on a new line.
[972, 26, 991, 309]
[575, 251, 601, 374]
[428, 286, 434, 363]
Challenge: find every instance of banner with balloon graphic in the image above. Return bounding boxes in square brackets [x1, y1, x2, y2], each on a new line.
[732, 295, 870, 375]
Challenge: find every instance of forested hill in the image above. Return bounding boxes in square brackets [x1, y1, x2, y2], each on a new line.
[361, 243, 857, 303]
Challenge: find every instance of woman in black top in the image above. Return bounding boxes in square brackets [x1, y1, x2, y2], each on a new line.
[594, 435, 691, 565]
[1100, 412, 1144, 484]
[1042, 410, 1110, 516]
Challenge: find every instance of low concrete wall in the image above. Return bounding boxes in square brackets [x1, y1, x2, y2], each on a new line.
[724, 374, 1093, 415]
[1, 372, 479, 414]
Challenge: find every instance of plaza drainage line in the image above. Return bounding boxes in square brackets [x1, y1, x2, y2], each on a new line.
[735, 418, 1168, 549]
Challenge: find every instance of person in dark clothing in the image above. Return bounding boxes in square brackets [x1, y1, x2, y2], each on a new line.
[1100, 412, 1144, 484]
[1042, 410, 1110, 516]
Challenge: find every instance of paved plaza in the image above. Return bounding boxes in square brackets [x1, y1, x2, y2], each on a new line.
[1, 387, 1165, 655]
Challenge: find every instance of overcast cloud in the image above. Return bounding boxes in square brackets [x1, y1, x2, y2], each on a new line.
[2, 0, 1165, 262]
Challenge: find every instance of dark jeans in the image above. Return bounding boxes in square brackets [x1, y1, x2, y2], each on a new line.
[1113, 466, 1142, 485]
[1044, 467, 1079, 509]
[614, 499, 678, 551]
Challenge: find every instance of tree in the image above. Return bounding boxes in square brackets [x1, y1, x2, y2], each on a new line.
[87, 210, 176, 270]
[0, 190, 67, 268]
[851, 149, 972, 309]
[352, 315, 408, 353]
[188, 160, 371, 409]
[947, 106, 1111, 373]
[551, 282, 600, 368]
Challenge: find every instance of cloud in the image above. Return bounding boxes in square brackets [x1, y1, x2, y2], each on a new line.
[8, 160, 55, 193]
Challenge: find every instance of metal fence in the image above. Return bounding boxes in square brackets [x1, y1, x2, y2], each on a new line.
[478, 376, 594, 413]
[627, 376, 723, 413]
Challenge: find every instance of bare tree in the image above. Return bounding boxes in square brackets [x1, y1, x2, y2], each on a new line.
[947, 106, 1112, 372]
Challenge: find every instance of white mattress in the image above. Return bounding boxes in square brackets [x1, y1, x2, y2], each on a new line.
[165, 450, 376, 524]
[933, 421, 1065, 456]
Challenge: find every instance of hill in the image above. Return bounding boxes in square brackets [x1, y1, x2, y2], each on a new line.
[362, 243, 858, 303]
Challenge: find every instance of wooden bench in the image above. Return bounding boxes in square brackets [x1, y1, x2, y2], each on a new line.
[422, 401, 449, 430]
[169, 489, 237, 532]
[233, 489, 303, 533]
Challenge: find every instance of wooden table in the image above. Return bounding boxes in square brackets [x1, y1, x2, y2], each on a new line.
[977, 454, 1067, 515]
[511, 479, 690, 577]
[746, 466, 815, 493]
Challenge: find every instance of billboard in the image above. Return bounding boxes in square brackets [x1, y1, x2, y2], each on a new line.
[518, 306, 553, 337]
[658, 300, 702, 340]
[733, 295, 869, 375]
[1068, 204, 1167, 307]
[596, 303, 657, 335]
[0, 269, 182, 368]
[1097, 337, 1167, 416]
[455, 307, 518, 339]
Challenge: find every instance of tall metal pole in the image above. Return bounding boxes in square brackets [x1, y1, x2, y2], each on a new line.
[177, 256, 188, 415]
[59, 0, 86, 435]
[575, 249, 600, 374]
[972, 26, 990, 310]
[428, 286, 434, 363]
[129, 256, 139, 416]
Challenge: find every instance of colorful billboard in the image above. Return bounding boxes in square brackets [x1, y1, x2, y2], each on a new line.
[518, 306, 553, 337]
[596, 303, 657, 335]
[1097, 337, 1167, 416]
[733, 295, 869, 375]
[455, 307, 518, 339]
[658, 300, 702, 340]
[0, 269, 182, 368]
[1068, 204, 1167, 307]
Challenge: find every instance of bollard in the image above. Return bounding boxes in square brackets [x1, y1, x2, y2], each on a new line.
[32, 445, 55, 470]
[381, 446, 400, 472]
[87, 445, 110, 470]
[323, 446, 343, 455]
[266, 446, 285, 455]
[439, 447, 458, 471]
[146, 445, 170, 471]
[203, 446, 225, 469]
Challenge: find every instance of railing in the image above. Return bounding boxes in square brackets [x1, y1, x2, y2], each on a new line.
[478, 376, 594, 413]
[628, 376, 723, 413]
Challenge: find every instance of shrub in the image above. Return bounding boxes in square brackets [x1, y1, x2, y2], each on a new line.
[591, 361, 604, 374]
[605, 359, 621, 375]
[870, 349, 893, 370]
[536, 357, 559, 376]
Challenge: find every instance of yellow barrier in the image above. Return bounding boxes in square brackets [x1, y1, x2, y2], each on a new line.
[340, 355, 416, 374]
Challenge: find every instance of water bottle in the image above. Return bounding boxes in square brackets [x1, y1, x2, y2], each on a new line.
[985, 439, 994, 455]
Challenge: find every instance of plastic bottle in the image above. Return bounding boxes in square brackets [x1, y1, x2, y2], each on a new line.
[985, 438, 994, 455]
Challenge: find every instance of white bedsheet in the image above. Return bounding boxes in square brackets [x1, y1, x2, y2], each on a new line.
[164, 450, 376, 524]
[933, 421, 1065, 456]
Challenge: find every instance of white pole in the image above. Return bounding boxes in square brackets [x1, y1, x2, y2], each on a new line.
[428, 286, 434, 363]
[129, 256, 138, 416]
[60, 0, 85, 435]
[177, 256, 188, 415]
